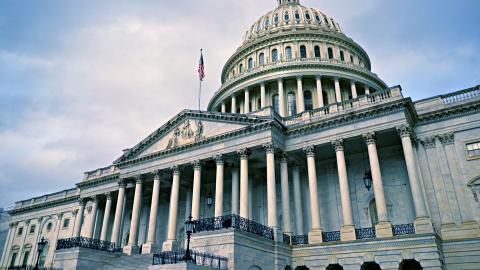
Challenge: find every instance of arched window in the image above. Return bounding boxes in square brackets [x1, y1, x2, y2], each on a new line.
[304, 91, 313, 111]
[259, 53, 265, 65]
[328, 47, 334, 59]
[285, 46, 292, 60]
[287, 92, 297, 116]
[272, 49, 278, 62]
[369, 199, 379, 226]
[272, 94, 279, 113]
[340, 51, 345, 61]
[239, 63, 243, 73]
[314, 46, 321, 58]
[248, 58, 253, 70]
[300, 45, 307, 59]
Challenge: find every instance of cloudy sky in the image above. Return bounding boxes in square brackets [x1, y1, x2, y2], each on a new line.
[0, 0, 479, 208]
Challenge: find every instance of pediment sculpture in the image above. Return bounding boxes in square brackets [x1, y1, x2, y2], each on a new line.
[166, 120, 204, 150]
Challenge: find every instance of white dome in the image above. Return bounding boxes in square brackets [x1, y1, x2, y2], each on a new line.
[243, 0, 343, 45]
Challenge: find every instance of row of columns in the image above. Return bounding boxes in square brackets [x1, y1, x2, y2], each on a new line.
[222, 75, 372, 116]
[70, 125, 432, 254]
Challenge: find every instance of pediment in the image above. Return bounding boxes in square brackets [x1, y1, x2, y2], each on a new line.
[114, 110, 271, 164]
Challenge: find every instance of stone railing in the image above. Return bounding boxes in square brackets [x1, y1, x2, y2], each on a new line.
[283, 87, 403, 126]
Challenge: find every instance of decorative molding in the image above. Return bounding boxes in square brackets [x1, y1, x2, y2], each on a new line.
[237, 148, 251, 160]
[438, 132, 454, 146]
[331, 139, 344, 152]
[363, 132, 376, 145]
[303, 145, 315, 157]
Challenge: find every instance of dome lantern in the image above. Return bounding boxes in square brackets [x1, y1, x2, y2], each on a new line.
[278, 0, 300, 5]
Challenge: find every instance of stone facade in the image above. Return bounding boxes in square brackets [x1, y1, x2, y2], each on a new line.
[1, 1, 480, 270]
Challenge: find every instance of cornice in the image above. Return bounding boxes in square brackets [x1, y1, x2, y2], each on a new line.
[75, 174, 120, 189]
[8, 195, 80, 216]
[416, 100, 480, 125]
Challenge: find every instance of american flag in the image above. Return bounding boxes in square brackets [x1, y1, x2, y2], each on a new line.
[198, 49, 205, 81]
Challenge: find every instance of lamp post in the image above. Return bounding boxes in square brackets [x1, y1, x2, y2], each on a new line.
[35, 237, 46, 270]
[181, 215, 194, 262]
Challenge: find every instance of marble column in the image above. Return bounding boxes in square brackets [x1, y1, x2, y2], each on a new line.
[73, 199, 86, 238]
[280, 153, 292, 235]
[316, 76, 324, 108]
[143, 170, 162, 254]
[264, 143, 278, 228]
[100, 193, 113, 241]
[244, 89, 250, 113]
[351, 81, 358, 99]
[125, 176, 143, 254]
[296, 76, 305, 113]
[238, 148, 250, 219]
[191, 160, 202, 220]
[363, 132, 392, 238]
[292, 166, 304, 235]
[278, 78, 286, 117]
[331, 139, 356, 241]
[303, 145, 323, 243]
[334, 77, 342, 103]
[260, 82, 266, 109]
[231, 96, 237, 114]
[396, 125, 434, 234]
[231, 166, 240, 215]
[214, 155, 225, 217]
[163, 166, 181, 251]
[111, 180, 126, 245]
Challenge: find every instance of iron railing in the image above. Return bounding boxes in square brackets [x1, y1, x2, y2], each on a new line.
[322, 231, 341, 242]
[355, 227, 376, 239]
[193, 214, 274, 240]
[56, 237, 122, 253]
[392, 224, 415, 236]
[153, 250, 228, 269]
[291, 235, 308, 245]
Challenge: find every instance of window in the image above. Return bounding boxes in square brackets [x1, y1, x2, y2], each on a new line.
[304, 91, 313, 111]
[300, 45, 307, 59]
[328, 47, 334, 59]
[239, 63, 243, 73]
[467, 142, 480, 159]
[248, 58, 253, 70]
[272, 95, 279, 113]
[63, 218, 70, 228]
[29, 225, 35, 234]
[259, 53, 265, 65]
[287, 92, 297, 116]
[17, 227, 23, 236]
[285, 46, 292, 60]
[271, 49, 278, 62]
[340, 51, 345, 61]
[314, 46, 321, 58]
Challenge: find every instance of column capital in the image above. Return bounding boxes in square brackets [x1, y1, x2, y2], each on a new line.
[396, 124, 413, 138]
[237, 148, 251, 160]
[214, 154, 225, 165]
[331, 139, 344, 152]
[303, 145, 316, 157]
[280, 152, 288, 163]
[117, 178, 128, 188]
[438, 132, 454, 146]
[171, 165, 182, 175]
[420, 136, 436, 149]
[363, 132, 377, 145]
[191, 160, 202, 170]
[263, 142, 277, 154]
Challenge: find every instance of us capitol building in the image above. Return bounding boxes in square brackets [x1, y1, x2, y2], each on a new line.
[1, 1, 480, 269]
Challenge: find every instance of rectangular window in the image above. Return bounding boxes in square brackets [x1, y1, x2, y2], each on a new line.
[29, 225, 35, 234]
[467, 141, 480, 159]
[17, 227, 23, 236]
[63, 218, 70, 228]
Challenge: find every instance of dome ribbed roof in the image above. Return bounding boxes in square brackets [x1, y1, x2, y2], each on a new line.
[243, 0, 343, 45]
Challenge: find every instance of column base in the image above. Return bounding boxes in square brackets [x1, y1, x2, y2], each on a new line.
[123, 245, 140, 255]
[308, 229, 323, 244]
[162, 240, 179, 252]
[340, 225, 356, 241]
[375, 221, 393, 238]
[414, 217, 434, 234]
[142, 242, 158, 254]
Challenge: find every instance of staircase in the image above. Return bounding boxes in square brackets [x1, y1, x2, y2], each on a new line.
[104, 253, 153, 270]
